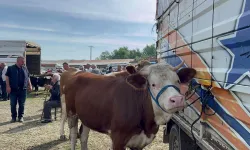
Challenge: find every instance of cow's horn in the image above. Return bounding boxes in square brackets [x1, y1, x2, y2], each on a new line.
[173, 61, 185, 71]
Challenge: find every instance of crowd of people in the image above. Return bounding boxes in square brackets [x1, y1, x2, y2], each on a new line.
[1, 57, 136, 124]
[1, 55, 151, 124]
[0, 62, 9, 101]
[78, 63, 126, 74]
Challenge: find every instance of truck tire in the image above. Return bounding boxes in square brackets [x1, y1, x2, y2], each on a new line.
[169, 124, 199, 150]
[169, 125, 180, 150]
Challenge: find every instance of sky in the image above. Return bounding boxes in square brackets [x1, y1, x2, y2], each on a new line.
[0, 0, 157, 60]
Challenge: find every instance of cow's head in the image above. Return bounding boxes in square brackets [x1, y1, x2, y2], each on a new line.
[139, 61, 196, 124]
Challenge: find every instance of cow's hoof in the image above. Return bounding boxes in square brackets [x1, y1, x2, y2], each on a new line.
[60, 135, 67, 140]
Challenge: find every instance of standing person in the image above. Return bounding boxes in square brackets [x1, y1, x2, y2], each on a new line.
[122, 65, 127, 71]
[85, 64, 92, 72]
[117, 65, 122, 72]
[106, 66, 113, 74]
[62, 62, 70, 71]
[5, 56, 32, 123]
[79, 65, 85, 72]
[91, 64, 100, 74]
[41, 73, 61, 123]
[1, 63, 8, 101]
[0, 63, 3, 99]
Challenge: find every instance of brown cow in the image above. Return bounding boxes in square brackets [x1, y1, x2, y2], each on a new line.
[59, 66, 137, 139]
[63, 61, 196, 150]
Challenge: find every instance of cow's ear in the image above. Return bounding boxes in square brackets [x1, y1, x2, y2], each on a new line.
[139, 65, 151, 76]
[126, 66, 136, 74]
[177, 68, 196, 83]
[126, 74, 147, 89]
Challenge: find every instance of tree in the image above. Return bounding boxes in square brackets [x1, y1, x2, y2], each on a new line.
[129, 48, 142, 59]
[96, 43, 156, 60]
[142, 44, 156, 58]
[99, 51, 111, 60]
[111, 47, 130, 59]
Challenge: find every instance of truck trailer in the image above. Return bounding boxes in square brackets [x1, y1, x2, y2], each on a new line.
[156, 0, 250, 149]
[0, 40, 41, 75]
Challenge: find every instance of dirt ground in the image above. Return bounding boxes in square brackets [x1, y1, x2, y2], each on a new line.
[0, 91, 169, 150]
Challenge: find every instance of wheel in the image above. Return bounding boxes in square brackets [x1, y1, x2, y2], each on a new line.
[169, 125, 180, 150]
[169, 124, 199, 150]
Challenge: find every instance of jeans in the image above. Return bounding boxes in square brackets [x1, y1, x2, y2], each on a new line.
[2, 81, 7, 100]
[43, 100, 61, 120]
[10, 89, 27, 119]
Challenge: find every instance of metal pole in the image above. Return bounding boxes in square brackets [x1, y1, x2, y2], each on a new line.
[89, 46, 94, 60]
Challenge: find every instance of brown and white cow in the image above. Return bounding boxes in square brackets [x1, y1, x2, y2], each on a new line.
[63, 61, 196, 150]
[59, 66, 137, 140]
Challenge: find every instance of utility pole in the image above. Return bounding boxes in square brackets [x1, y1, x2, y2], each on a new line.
[89, 46, 94, 60]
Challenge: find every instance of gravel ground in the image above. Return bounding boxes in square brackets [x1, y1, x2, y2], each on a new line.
[0, 91, 169, 150]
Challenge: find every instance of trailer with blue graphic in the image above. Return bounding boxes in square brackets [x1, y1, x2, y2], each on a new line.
[156, 0, 250, 149]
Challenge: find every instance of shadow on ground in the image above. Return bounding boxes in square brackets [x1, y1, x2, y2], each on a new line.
[26, 139, 66, 150]
[0, 114, 42, 127]
[2, 118, 47, 134]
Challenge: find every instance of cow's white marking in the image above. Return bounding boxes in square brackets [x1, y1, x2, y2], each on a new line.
[139, 63, 184, 125]
[126, 131, 155, 149]
[68, 113, 78, 150]
[60, 94, 67, 138]
[80, 124, 90, 150]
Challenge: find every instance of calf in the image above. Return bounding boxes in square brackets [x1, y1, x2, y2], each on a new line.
[63, 61, 196, 150]
[30, 75, 52, 95]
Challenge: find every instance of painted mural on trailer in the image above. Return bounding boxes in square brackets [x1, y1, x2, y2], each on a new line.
[157, 0, 250, 149]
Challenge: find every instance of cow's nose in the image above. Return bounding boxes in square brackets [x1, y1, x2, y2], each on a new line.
[169, 95, 184, 106]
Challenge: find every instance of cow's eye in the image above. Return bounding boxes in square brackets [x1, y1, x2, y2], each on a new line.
[152, 84, 155, 87]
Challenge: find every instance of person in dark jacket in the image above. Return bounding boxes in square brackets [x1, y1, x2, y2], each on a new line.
[41, 73, 61, 123]
[5, 56, 32, 123]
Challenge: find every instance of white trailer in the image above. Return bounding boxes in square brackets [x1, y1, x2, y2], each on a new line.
[156, 0, 250, 150]
[0, 40, 41, 75]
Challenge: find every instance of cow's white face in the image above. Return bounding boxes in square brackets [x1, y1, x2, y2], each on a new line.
[139, 62, 196, 125]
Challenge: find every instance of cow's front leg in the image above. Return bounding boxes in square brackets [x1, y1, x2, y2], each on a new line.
[68, 113, 78, 150]
[60, 94, 67, 140]
[79, 124, 90, 150]
[111, 132, 126, 150]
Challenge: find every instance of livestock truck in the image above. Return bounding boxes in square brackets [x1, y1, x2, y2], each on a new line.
[156, 0, 250, 149]
[0, 40, 41, 75]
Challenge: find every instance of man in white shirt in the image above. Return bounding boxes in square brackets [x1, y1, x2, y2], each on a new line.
[85, 64, 92, 72]
[91, 64, 100, 74]
[1, 63, 8, 101]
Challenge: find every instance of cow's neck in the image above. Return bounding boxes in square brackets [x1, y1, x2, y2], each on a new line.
[151, 100, 172, 125]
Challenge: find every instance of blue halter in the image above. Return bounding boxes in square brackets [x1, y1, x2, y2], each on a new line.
[148, 85, 180, 113]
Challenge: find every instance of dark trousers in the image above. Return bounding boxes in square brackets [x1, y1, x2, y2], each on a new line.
[43, 100, 61, 120]
[0, 79, 3, 98]
[10, 89, 27, 119]
[2, 81, 7, 100]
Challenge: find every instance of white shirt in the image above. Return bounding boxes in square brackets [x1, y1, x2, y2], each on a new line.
[2, 66, 8, 81]
[85, 68, 92, 73]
